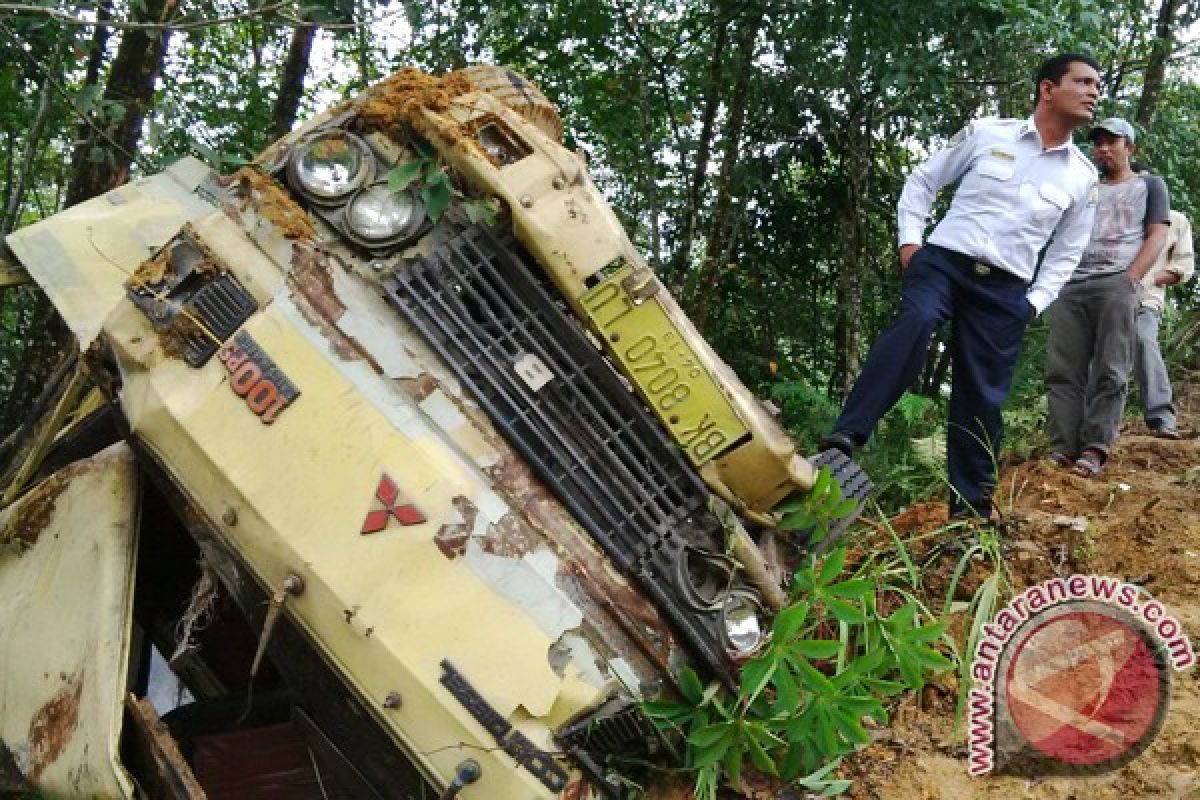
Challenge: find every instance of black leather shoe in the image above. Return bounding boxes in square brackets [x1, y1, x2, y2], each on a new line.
[817, 431, 856, 457]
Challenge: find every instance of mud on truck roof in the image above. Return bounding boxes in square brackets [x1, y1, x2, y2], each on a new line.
[0, 65, 869, 799]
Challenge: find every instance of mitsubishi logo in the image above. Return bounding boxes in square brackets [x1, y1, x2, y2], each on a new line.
[361, 473, 426, 534]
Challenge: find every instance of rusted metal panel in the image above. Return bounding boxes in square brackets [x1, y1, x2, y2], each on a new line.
[122, 696, 207, 799]
[0, 443, 139, 797]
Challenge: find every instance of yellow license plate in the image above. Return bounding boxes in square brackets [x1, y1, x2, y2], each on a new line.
[580, 266, 748, 465]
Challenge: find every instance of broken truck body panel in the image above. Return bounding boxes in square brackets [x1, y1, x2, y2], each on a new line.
[0, 65, 870, 797]
[0, 443, 138, 798]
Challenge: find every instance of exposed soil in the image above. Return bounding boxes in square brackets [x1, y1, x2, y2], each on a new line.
[842, 383, 1200, 799]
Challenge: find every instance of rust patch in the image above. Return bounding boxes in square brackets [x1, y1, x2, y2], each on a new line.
[481, 509, 542, 558]
[484, 453, 673, 669]
[356, 68, 475, 133]
[230, 168, 315, 240]
[398, 372, 440, 403]
[1, 460, 89, 551]
[434, 495, 477, 559]
[25, 670, 84, 782]
[290, 248, 346, 319]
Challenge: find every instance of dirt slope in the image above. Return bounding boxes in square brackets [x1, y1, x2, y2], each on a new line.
[843, 385, 1200, 799]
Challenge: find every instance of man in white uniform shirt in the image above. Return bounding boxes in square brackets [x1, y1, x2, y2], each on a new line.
[821, 53, 1100, 519]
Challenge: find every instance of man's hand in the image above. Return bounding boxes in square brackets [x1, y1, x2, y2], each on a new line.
[899, 244, 920, 270]
[1154, 270, 1183, 287]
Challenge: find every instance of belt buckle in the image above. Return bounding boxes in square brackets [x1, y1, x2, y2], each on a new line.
[973, 262, 991, 277]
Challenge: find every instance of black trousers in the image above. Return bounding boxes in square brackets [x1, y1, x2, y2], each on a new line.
[834, 244, 1032, 515]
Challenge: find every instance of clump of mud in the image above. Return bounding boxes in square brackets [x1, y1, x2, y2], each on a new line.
[230, 168, 316, 240]
[126, 247, 172, 290]
[357, 68, 475, 133]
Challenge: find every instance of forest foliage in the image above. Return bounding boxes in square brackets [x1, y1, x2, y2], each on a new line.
[1, 0, 1198, 501]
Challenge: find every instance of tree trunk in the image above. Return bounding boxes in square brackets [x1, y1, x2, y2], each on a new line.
[666, 19, 727, 291]
[687, 15, 759, 331]
[270, 23, 317, 140]
[64, 0, 181, 208]
[1136, 0, 1184, 128]
[2, 44, 60, 235]
[831, 139, 870, 396]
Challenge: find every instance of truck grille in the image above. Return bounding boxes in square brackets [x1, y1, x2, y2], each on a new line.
[384, 225, 731, 679]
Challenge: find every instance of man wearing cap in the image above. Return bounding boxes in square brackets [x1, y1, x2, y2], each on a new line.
[820, 53, 1100, 519]
[1044, 118, 1171, 476]
[1134, 209, 1193, 439]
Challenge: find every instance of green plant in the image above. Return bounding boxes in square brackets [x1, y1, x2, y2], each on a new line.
[938, 524, 1011, 728]
[387, 137, 497, 224]
[770, 379, 840, 453]
[775, 467, 860, 548]
[641, 542, 954, 798]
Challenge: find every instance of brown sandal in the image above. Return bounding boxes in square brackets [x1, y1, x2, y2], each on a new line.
[1071, 448, 1105, 478]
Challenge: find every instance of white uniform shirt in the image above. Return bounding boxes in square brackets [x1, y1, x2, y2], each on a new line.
[897, 117, 1098, 314]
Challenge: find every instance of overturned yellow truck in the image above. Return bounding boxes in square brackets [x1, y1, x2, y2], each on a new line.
[0, 67, 868, 798]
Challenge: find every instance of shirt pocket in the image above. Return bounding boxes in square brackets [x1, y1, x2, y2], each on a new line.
[975, 159, 1014, 181]
[1034, 182, 1071, 220]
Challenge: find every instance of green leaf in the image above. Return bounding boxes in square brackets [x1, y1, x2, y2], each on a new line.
[825, 579, 873, 600]
[639, 699, 693, 721]
[862, 677, 907, 697]
[740, 655, 778, 704]
[825, 597, 868, 625]
[818, 547, 847, 586]
[885, 601, 917, 633]
[894, 647, 924, 689]
[780, 744, 806, 781]
[904, 621, 948, 643]
[421, 180, 452, 222]
[692, 733, 732, 769]
[791, 639, 842, 660]
[678, 666, 704, 704]
[463, 198, 497, 225]
[830, 706, 871, 746]
[914, 646, 955, 672]
[772, 602, 810, 641]
[792, 656, 835, 694]
[721, 733, 743, 785]
[688, 723, 732, 749]
[772, 660, 801, 715]
[745, 731, 778, 776]
[388, 159, 426, 191]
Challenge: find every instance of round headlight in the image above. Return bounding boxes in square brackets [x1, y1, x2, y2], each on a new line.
[343, 184, 424, 245]
[288, 132, 374, 203]
[677, 546, 736, 611]
[721, 591, 766, 656]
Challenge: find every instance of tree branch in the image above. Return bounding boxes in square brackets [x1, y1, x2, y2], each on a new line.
[0, 2, 401, 31]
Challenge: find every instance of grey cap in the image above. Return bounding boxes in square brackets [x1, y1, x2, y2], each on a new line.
[1089, 117, 1137, 143]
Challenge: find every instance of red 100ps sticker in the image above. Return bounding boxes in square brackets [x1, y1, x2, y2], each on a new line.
[217, 332, 301, 424]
